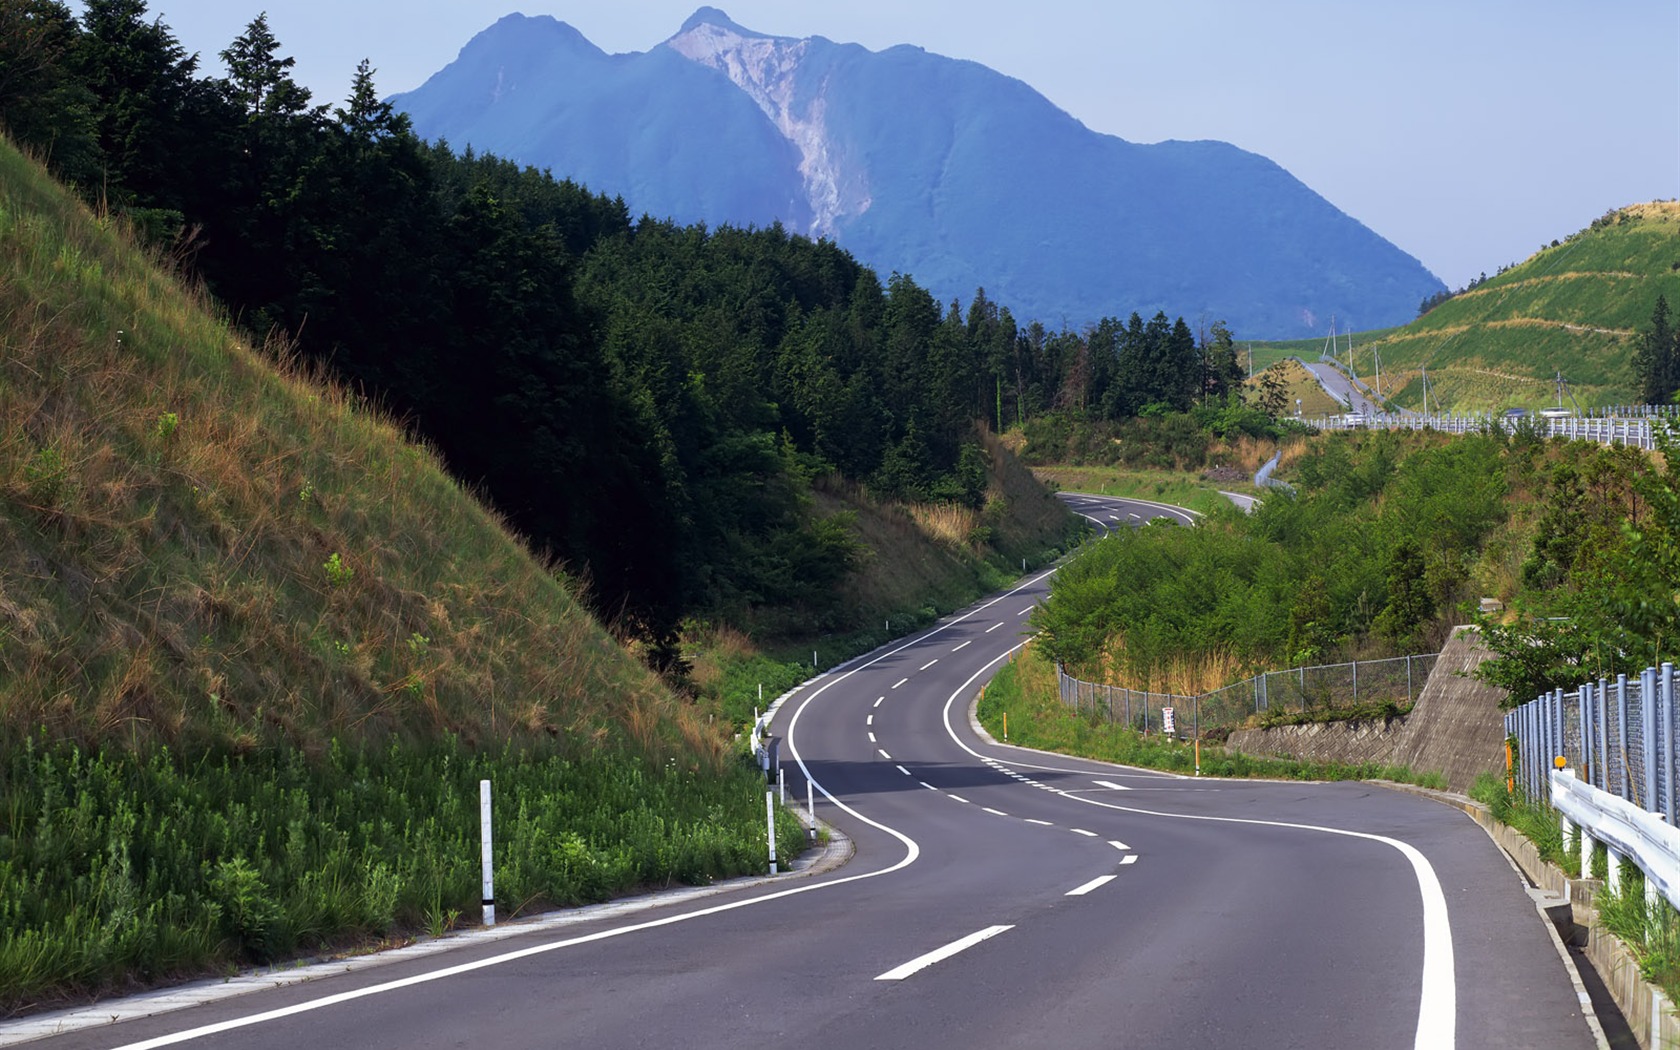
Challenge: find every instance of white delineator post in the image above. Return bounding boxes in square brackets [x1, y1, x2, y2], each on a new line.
[480, 779, 496, 927]
[766, 789, 778, 875]
[807, 779, 816, 840]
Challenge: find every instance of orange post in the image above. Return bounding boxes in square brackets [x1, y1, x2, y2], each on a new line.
[1505, 739, 1514, 795]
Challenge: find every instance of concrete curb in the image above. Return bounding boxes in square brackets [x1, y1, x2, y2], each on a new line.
[0, 827, 854, 1047]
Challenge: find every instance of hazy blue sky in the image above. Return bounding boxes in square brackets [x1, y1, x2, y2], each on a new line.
[126, 1, 1677, 291]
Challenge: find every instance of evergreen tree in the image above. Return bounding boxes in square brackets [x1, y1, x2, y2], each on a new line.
[1635, 294, 1678, 405]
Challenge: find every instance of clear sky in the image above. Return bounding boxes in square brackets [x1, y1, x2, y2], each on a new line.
[123, 0, 1679, 291]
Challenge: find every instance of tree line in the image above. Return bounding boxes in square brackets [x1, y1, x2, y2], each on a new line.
[0, 1, 1251, 658]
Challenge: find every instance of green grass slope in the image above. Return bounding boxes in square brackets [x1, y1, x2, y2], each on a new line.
[1275, 203, 1680, 412]
[0, 140, 806, 1010]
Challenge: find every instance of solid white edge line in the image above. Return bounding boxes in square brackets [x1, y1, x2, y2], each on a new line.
[98, 531, 1082, 1050]
[937, 637, 1455, 1050]
[874, 925, 1014, 981]
[1066, 875, 1117, 896]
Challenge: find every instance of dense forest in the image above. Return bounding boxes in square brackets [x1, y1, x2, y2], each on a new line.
[0, 1, 1262, 661]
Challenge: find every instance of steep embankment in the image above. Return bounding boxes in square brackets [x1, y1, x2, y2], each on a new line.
[1368, 202, 1680, 410]
[0, 139, 702, 759]
[0, 139, 807, 1011]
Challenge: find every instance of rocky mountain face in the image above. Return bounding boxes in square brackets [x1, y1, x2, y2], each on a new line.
[391, 8, 1443, 337]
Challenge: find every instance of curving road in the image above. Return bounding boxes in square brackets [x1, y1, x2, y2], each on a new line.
[11, 495, 1599, 1050]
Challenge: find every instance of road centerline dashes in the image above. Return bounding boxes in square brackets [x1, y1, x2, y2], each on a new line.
[952, 640, 972, 652]
[875, 925, 1014, 981]
[985, 623, 1003, 633]
[877, 748, 891, 760]
[891, 678, 908, 689]
[919, 659, 939, 671]
[1070, 828, 1098, 837]
[1066, 875, 1117, 896]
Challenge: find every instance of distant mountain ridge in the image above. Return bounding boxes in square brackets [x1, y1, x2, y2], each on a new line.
[391, 8, 1444, 338]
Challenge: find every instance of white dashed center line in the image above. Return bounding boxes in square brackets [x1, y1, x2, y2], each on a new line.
[1120, 855, 1138, 866]
[985, 623, 1003, 633]
[1108, 840, 1132, 851]
[1066, 875, 1117, 896]
[952, 640, 972, 652]
[868, 732, 876, 743]
[1025, 818, 1053, 826]
[983, 807, 1007, 817]
[948, 795, 970, 804]
[873, 697, 884, 707]
[919, 659, 938, 671]
[1093, 780, 1131, 791]
[1017, 607, 1034, 616]
[1070, 829, 1098, 838]
[877, 749, 892, 760]
[866, 715, 874, 726]
[875, 926, 1014, 981]
[891, 678, 909, 689]
[896, 765, 911, 776]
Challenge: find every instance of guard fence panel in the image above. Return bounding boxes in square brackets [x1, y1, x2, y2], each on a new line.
[1505, 664, 1678, 826]
[1056, 653, 1437, 736]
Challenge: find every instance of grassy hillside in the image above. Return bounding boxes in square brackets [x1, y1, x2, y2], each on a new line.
[0, 140, 807, 1010]
[1256, 202, 1680, 411]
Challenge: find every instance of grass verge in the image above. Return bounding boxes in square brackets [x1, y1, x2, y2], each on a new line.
[976, 646, 1444, 786]
[0, 734, 806, 1014]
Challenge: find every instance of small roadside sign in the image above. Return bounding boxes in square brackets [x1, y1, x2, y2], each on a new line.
[1162, 706, 1176, 735]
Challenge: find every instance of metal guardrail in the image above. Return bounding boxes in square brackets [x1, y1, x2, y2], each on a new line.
[1506, 664, 1680, 909]
[1056, 653, 1436, 735]
[1306, 411, 1666, 450]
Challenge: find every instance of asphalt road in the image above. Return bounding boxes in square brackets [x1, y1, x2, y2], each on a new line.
[15, 495, 1599, 1050]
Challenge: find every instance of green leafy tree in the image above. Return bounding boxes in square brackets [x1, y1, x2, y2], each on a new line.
[1373, 537, 1433, 646]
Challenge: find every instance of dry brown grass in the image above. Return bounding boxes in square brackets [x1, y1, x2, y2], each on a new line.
[0, 138, 723, 767]
[1095, 642, 1248, 695]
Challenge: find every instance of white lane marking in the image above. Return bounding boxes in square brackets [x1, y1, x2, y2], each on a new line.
[892, 678, 909, 689]
[868, 732, 876, 743]
[949, 795, 970, 804]
[874, 697, 884, 707]
[867, 715, 874, 726]
[877, 748, 892, 760]
[1070, 828, 1098, 837]
[1025, 818, 1053, 826]
[1108, 515, 1120, 522]
[1017, 606, 1034, 615]
[896, 765, 911, 776]
[1109, 840, 1132, 851]
[985, 623, 1003, 633]
[920, 782, 937, 790]
[919, 659, 939, 671]
[952, 640, 972, 652]
[112, 561, 1087, 1050]
[936, 640, 1455, 1050]
[1119, 855, 1138, 866]
[983, 807, 1007, 816]
[1066, 875, 1117, 896]
[1093, 780, 1132, 791]
[875, 925, 1014, 981]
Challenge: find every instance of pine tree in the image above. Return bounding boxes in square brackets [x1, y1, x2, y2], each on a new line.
[1635, 294, 1678, 405]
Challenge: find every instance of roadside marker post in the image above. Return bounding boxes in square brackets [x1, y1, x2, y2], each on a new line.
[807, 779, 816, 841]
[766, 790, 779, 875]
[778, 765, 786, 805]
[479, 779, 495, 928]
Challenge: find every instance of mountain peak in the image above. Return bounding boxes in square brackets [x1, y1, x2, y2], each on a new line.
[679, 7, 761, 37]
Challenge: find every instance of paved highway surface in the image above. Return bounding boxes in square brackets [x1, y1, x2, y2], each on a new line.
[14, 495, 1599, 1050]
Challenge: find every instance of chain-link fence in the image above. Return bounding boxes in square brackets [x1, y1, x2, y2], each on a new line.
[1056, 653, 1438, 737]
[1506, 665, 1678, 823]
